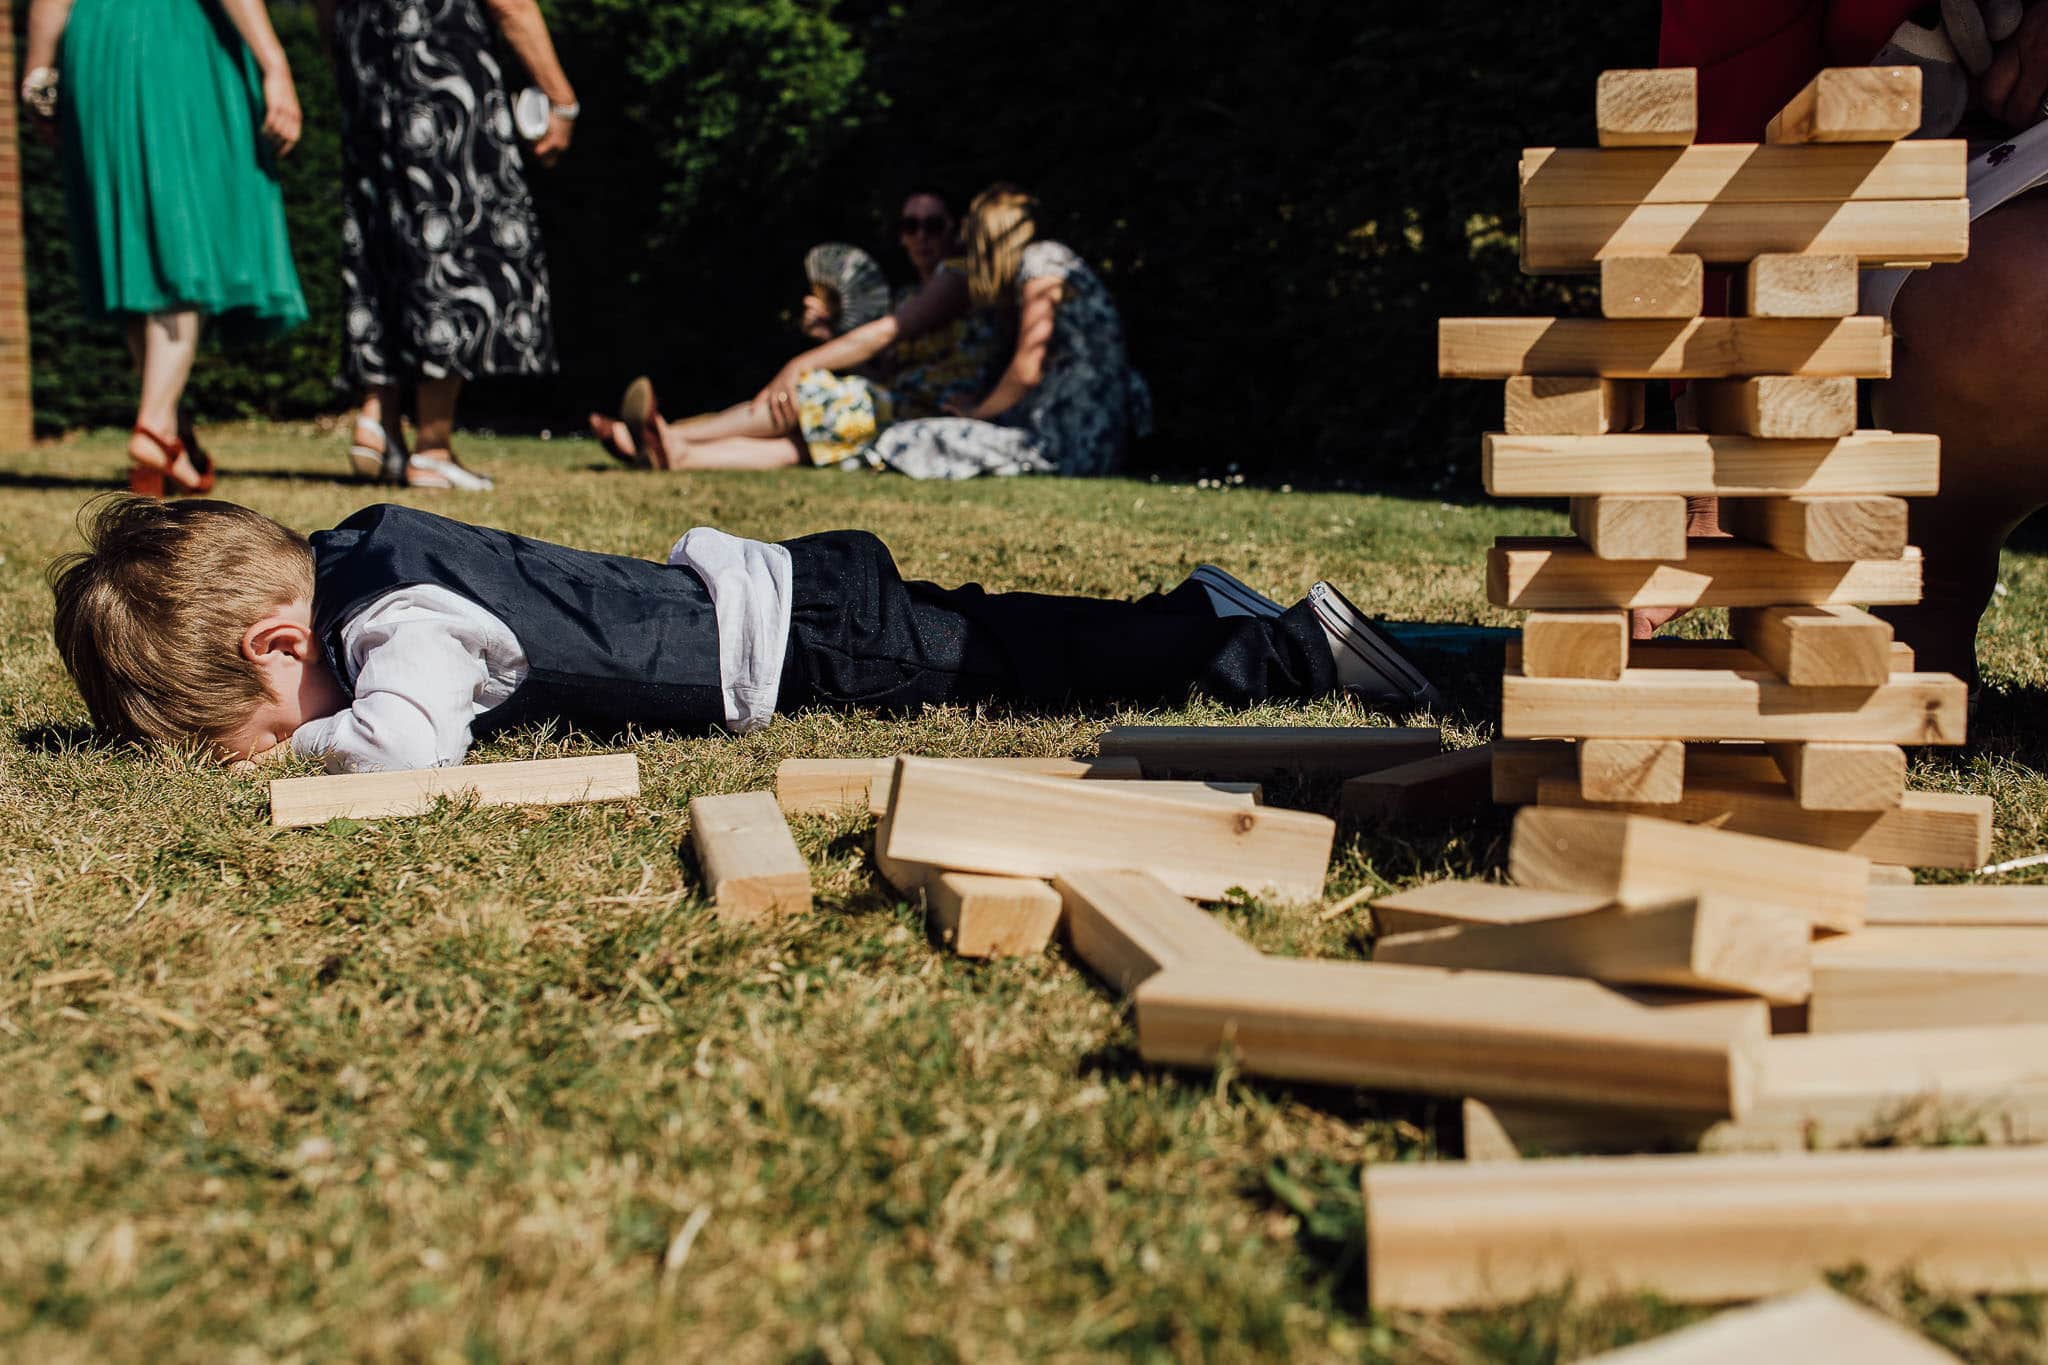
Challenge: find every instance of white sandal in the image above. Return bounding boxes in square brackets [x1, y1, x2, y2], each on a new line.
[409, 451, 494, 491]
[348, 415, 409, 484]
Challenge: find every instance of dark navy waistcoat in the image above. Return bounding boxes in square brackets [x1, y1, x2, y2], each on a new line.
[311, 504, 726, 738]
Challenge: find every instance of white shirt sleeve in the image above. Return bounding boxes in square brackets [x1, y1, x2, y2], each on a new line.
[668, 527, 793, 733]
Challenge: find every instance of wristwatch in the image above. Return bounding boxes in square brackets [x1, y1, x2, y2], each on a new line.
[552, 99, 580, 122]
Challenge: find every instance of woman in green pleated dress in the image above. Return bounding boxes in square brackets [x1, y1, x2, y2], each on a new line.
[21, 0, 307, 494]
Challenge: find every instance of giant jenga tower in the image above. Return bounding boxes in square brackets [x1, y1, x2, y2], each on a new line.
[1440, 66, 1993, 872]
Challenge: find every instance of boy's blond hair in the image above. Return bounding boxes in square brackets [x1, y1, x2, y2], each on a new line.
[964, 184, 1038, 308]
[48, 496, 314, 748]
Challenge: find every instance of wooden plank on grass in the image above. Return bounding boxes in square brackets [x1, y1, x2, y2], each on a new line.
[1812, 928, 2048, 1030]
[1510, 806, 1867, 934]
[1483, 431, 1938, 498]
[1093, 726, 1440, 780]
[1341, 746, 1494, 822]
[1374, 895, 1811, 1003]
[1768, 66, 1921, 144]
[1570, 496, 1687, 559]
[1517, 141, 1965, 206]
[1578, 1289, 1960, 1363]
[1503, 376, 1644, 435]
[1690, 376, 1856, 439]
[1365, 1145, 2048, 1310]
[1056, 869, 1262, 995]
[1741, 253, 1860, 317]
[1489, 539, 1921, 610]
[1504, 667, 1964, 745]
[1730, 604, 1893, 685]
[1135, 956, 1767, 1114]
[1578, 739, 1684, 804]
[1521, 198, 1964, 274]
[1437, 316, 1892, 380]
[1600, 254, 1703, 317]
[1722, 496, 1908, 561]
[1521, 611, 1628, 679]
[882, 758, 1334, 902]
[1369, 880, 1613, 937]
[270, 753, 639, 828]
[927, 873, 1062, 958]
[1765, 741, 1906, 811]
[1535, 779, 1989, 869]
[774, 755, 1141, 816]
[1866, 885, 2048, 927]
[1596, 68, 1697, 147]
[688, 791, 811, 921]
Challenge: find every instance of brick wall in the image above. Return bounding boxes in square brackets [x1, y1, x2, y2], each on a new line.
[0, 5, 34, 452]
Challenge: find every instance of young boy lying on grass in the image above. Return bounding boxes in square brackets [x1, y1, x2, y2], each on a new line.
[48, 497, 1441, 772]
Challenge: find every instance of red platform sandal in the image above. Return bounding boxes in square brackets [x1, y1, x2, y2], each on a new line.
[129, 424, 215, 497]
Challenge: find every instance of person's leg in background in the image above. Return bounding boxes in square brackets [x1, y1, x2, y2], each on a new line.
[408, 375, 496, 489]
[125, 310, 206, 488]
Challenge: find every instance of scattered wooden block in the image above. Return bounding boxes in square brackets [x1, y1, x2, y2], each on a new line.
[1503, 376, 1644, 435]
[1136, 956, 1767, 1114]
[1517, 141, 1966, 206]
[1866, 885, 2048, 927]
[1768, 66, 1922, 144]
[1765, 741, 1907, 812]
[1510, 807, 1867, 934]
[1600, 254, 1703, 317]
[1438, 316, 1892, 380]
[1093, 725, 1440, 780]
[1503, 666, 1966, 745]
[1689, 377, 1857, 439]
[1731, 604, 1893, 685]
[1055, 869, 1262, 995]
[1482, 431, 1938, 498]
[1722, 496, 1908, 562]
[1536, 779, 1990, 870]
[1521, 611, 1628, 680]
[775, 755, 1142, 816]
[269, 753, 639, 828]
[1812, 927, 2048, 1030]
[1570, 496, 1687, 559]
[881, 758, 1334, 902]
[1341, 746, 1495, 822]
[1596, 67, 1697, 147]
[1375, 894, 1811, 1003]
[927, 873, 1062, 958]
[1369, 880, 1613, 938]
[688, 791, 812, 921]
[1576, 1289, 1960, 1363]
[1741, 253, 1860, 317]
[1870, 863, 1917, 886]
[1578, 738, 1684, 804]
[1489, 538, 1921, 610]
[1364, 1145, 2048, 1310]
[1520, 198, 1965, 274]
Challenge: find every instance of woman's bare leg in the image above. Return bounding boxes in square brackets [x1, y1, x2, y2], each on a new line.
[412, 376, 464, 455]
[127, 310, 202, 481]
[659, 431, 805, 471]
[672, 401, 781, 439]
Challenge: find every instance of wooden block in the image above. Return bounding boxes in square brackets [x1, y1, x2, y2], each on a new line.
[1768, 66, 1921, 144]
[1518, 141, 1966, 206]
[1341, 746, 1495, 822]
[1369, 880, 1613, 938]
[1493, 739, 1579, 805]
[1438, 316, 1892, 380]
[1578, 739, 1684, 804]
[1812, 927, 2048, 1030]
[1722, 496, 1908, 561]
[1093, 726, 1440, 780]
[881, 758, 1334, 902]
[1765, 741, 1906, 811]
[869, 756, 1145, 817]
[1511, 807, 1867, 934]
[1866, 885, 2048, 927]
[1741, 253, 1860, 317]
[1600, 254, 1703, 318]
[687, 791, 812, 921]
[1055, 869, 1262, 995]
[1503, 377, 1644, 435]
[1520, 611, 1628, 680]
[1535, 779, 1991, 870]
[1570, 496, 1687, 559]
[1731, 604, 1893, 685]
[1870, 862, 1917, 886]
[1503, 667, 1967, 745]
[1375, 895, 1811, 1004]
[1689, 377, 1856, 439]
[1365, 1145, 2048, 1311]
[1483, 431, 1938, 497]
[1625, 636, 1915, 674]
[1576, 1289, 1960, 1363]
[269, 753, 640, 828]
[774, 755, 1141, 816]
[1596, 68, 1697, 147]
[1489, 539, 1921, 610]
[1520, 199, 1964, 274]
[928, 873, 1062, 958]
[1136, 956, 1767, 1114]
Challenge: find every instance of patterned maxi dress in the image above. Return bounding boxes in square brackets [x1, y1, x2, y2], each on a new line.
[870, 240, 1151, 480]
[333, 0, 556, 386]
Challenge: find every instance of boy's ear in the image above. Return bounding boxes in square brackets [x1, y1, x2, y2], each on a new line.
[240, 614, 317, 664]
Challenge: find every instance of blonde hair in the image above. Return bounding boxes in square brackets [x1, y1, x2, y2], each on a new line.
[964, 184, 1038, 307]
[48, 496, 314, 748]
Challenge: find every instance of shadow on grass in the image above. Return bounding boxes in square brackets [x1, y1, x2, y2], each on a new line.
[13, 721, 106, 755]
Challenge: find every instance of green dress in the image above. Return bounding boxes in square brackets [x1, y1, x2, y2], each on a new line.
[58, 0, 306, 332]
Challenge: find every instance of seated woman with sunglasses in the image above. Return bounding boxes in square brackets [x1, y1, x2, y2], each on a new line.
[588, 189, 999, 470]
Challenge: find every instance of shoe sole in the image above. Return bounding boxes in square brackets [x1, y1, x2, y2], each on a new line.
[1311, 582, 1443, 707]
[1190, 564, 1285, 618]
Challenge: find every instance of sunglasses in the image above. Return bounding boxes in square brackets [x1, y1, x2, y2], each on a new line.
[899, 215, 951, 236]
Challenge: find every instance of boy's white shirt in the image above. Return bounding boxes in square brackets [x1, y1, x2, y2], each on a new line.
[290, 528, 792, 772]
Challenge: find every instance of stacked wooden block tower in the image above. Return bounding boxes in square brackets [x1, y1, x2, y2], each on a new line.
[1440, 65, 1993, 871]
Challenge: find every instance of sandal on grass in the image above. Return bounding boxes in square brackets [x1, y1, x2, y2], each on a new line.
[409, 450, 494, 491]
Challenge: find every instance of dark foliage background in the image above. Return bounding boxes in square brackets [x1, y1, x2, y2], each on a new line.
[17, 0, 1657, 479]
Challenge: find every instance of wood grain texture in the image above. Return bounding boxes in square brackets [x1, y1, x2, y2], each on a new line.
[1518, 141, 1965, 206]
[1488, 538, 1922, 610]
[269, 753, 640, 828]
[1722, 496, 1908, 561]
[1055, 869, 1262, 995]
[1865, 885, 2048, 927]
[1502, 666, 1967, 745]
[1600, 254, 1703, 317]
[1093, 725, 1440, 779]
[774, 755, 1141, 816]
[1596, 68, 1697, 147]
[1439, 316, 1892, 379]
[688, 791, 812, 921]
[1520, 611, 1628, 680]
[1811, 927, 2048, 1030]
[926, 873, 1062, 958]
[1369, 880, 1613, 938]
[1575, 1289, 1959, 1363]
[1494, 738, 1798, 806]
[1689, 377, 1857, 439]
[1521, 197, 1964, 274]
[1731, 604, 1894, 685]
[1570, 496, 1687, 559]
[1765, 741, 1907, 811]
[1767, 66, 1922, 143]
[1483, 431, 1937, 497]
[1741, 253, 1860, 317]
[1503, 376, 1645, 435]
[1578, 738, 1685, 804]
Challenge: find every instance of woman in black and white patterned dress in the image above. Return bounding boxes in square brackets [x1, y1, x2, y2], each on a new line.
[320, 0, 575, 488]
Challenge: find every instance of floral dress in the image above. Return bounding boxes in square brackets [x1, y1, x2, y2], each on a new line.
[869, 240, 1151, 480]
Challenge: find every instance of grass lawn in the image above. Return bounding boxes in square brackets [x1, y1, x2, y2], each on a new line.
[3, 425, 2047, 1361]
